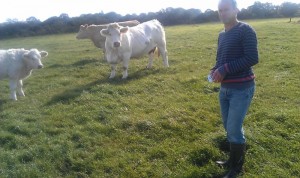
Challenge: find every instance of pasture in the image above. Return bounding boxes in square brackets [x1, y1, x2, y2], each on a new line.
[0, 18, 299, 177]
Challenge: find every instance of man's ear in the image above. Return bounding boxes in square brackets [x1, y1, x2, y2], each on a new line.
[40, 51, 48, 58]
[100, 29, 109, 37]
[120, 27, 129, 33]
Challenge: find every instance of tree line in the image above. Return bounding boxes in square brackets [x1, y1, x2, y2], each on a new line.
[0, 2, 299, 39]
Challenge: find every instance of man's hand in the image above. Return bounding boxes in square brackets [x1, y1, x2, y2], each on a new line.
[212, 69, 225, 83]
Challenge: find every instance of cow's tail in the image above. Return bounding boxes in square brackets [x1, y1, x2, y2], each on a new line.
[155, 47, 160, 58]
[149, 47, 160, 58]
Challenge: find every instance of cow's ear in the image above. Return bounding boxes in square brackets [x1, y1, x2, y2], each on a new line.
[40, 51, 48, 58]
[120, 27, 129, 33]
[100, 29, 109, 37]
[80, 24, 87, 29]
[23, 51, 30, 59]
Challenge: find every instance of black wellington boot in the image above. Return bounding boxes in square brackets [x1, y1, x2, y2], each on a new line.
[222, 143, 246, 178]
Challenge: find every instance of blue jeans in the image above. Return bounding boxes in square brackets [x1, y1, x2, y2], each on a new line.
[219, 86, 255, 144]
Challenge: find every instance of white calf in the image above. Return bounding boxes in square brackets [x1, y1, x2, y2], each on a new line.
[0, 48, 48, 100]
[100, 19, 169, 79]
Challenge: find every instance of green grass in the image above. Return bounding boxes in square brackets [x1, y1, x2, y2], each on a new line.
[0, 18, 299, 177]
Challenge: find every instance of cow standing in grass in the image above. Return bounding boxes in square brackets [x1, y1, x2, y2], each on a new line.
[0, 48, 48, 100]
[100, 19, 169, 79]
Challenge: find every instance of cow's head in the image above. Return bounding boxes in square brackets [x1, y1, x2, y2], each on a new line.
[76, 24, 89, 39]
[100, 23, 129, 48]
[23, 49, 48, 69]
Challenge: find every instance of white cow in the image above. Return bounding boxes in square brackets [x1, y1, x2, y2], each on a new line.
[100, 19, 169, 79]
[0, 48, 48, 100]
[76, 20, 140, 53]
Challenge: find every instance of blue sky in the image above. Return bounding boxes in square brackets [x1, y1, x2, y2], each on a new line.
[1, 0, 298, 23]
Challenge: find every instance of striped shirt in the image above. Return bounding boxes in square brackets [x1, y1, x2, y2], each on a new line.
[212, 22, 259, 89]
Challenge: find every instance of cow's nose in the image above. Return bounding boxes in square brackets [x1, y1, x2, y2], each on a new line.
[114, 42, 120, 47]
[38, 65, 43, 69]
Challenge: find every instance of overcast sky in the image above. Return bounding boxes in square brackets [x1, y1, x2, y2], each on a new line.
[0, 0, 298, 23]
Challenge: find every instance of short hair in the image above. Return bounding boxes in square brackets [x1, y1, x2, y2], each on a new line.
[219, 0, 238, 9]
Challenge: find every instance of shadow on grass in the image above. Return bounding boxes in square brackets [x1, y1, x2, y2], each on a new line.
[47, 58, 104, 69]
[45, 67, 163, 106]
[187, 146, 226, 178]
[0, 99, 8, 112]
[70, 58, 102, 67]
[189, 147, 216, 167]
[126, 67, 165, 80]
[213, 135, 252, 153]
[45, 78, 106, 106]
[213, 135, 230, 153]
[203, 85, 220, 94]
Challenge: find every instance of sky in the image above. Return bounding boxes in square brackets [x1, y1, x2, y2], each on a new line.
[0, 0, 299, 23]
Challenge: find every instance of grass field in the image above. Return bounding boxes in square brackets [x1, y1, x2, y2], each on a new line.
[0, 18, 299, 178]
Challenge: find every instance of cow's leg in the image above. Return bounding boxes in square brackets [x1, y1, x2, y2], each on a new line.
[17, 80, 25, 97]
[122, 59, 129, 79]
[122, 66, 128, 79]
[9, 80, 18, 100]
[102, 49, 106, 61]
[147, 48, 155, 68]
[158, 45, 169, 67]
[109, 64, 116, 79]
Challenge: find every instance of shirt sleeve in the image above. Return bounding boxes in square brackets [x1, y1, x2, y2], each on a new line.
[210, 35, 221, 72]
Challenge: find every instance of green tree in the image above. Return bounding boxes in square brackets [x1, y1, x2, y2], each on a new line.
[279, 2, 299, 22]
[26, 16, 40, 23]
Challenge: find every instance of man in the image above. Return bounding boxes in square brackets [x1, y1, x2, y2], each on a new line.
[210, 0, 259, 177]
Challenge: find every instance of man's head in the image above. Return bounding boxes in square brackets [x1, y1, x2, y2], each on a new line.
[218, 0, 239, 24]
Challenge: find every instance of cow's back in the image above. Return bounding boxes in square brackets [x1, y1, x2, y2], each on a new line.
[118, 20, 140, 27]
[127, 20, 165, 58]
